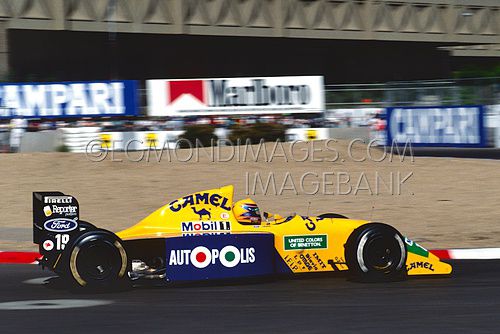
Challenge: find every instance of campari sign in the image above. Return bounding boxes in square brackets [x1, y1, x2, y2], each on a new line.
[0, 80, 138, 118]
[147, 76, 324, 116]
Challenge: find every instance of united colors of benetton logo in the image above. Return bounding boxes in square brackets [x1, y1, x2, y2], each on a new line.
[169, 245, 255, 269]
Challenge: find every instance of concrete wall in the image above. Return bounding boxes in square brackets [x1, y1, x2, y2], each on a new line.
[1, 0, 498, 44]
[19, 131, 61, 152]
[328, 128, 371, 142]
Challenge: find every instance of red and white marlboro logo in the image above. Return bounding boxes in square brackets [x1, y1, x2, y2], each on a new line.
[148, 76, 324, 116]
[167, 80, 207, 106]
[167, 78, 312, 108]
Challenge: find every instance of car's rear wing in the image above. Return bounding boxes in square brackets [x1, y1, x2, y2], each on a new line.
[33, 192, 80, 268]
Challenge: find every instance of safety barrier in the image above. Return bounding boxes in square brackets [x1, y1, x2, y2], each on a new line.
[96, 131, 184, 151]
[59, 128, 186, 152]
[19, 131, 60, 152]
[488, 105, 500, 148]
[25, 127, 333, 153]
[59, 127, 101, 153]
[285, 128, 329, 141]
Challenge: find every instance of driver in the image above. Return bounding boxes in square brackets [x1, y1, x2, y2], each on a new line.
[233, 198, 262, 225]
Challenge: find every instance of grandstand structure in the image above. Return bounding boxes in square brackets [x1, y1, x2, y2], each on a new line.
[0, 0, 498, 82]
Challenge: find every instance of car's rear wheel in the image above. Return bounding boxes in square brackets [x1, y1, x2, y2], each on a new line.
[345, 223, 407, 281]
[65, 229, 129, 289]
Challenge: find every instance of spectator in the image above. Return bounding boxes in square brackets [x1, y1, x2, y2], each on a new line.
[9, 118, 28, 153]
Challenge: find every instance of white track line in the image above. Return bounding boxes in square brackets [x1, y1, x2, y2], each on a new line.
[449, 248, 500, 260]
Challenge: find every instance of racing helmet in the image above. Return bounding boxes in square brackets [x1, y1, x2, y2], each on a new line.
[233, 198, 262, 225]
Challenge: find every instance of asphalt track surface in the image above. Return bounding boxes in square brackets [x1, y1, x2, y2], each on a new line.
[1, 260, 500, 334]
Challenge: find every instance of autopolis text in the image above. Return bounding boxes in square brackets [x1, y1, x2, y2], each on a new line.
[169, 247, 256, 267]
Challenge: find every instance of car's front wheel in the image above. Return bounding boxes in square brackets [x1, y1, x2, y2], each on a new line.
[345, 223, 407, 281]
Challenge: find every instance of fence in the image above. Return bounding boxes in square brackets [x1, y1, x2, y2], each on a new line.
[325, 77, 500, 110]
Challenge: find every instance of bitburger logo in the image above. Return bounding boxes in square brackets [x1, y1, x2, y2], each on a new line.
[169, 245, 255, 269]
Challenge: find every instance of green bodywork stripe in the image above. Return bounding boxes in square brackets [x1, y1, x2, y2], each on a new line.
[405, 237, 429, 257]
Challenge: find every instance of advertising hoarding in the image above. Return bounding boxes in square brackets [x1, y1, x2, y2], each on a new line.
[0, 80, 138, 118]
[147, 76, 324, 116]
[386, 106, 485, 147]
[165, 233, 275, 281]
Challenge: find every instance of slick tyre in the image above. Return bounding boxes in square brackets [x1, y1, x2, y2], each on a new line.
[345, 223, 407, 282]
[65, 229, 129, 290]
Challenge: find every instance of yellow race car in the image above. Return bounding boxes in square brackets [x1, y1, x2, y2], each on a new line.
[33, 185, 451, 289]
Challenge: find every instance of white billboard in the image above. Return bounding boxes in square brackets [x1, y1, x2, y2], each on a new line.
[147, 76, 324, 117]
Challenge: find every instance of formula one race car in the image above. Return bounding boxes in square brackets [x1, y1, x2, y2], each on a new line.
[33, 185, 451, 289]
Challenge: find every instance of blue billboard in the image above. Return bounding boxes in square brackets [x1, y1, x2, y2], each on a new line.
[165, 233, 275, 281]
[0, 80, 138, 118]
[386, 106, 485, 147]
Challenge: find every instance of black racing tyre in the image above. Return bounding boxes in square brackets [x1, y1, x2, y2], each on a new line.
[64, 229, 129, 289]
[318, 213, 349, 219]
[51, 221, 96, 277]
[345, 223, 407, 281]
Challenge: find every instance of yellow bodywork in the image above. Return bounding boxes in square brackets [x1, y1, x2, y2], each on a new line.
[117, 185, 451, 276]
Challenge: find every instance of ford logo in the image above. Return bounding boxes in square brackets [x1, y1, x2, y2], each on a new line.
[43, 218, 78, 233]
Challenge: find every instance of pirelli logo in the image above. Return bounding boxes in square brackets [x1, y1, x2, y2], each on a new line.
[44, 196, 73, 204]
